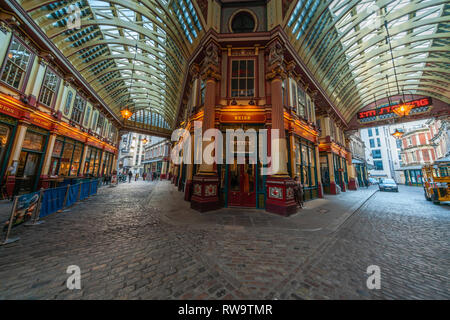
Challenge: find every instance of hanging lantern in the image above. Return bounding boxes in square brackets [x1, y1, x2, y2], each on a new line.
[391, 128, 404, 139]
[392, 101, 414, 117]
[142, 137, 148, 144]
[120, 108, 133, 120]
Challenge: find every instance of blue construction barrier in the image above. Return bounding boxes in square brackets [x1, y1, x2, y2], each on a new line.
[65, 184, 80, 208]
[89, 179, 99, 196]
[40, 186, 67, 218]
[79, 181, 91, 201]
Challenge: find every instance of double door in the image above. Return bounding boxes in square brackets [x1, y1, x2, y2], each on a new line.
[16, 151, 41, 193]
[228, 160, 256, 207]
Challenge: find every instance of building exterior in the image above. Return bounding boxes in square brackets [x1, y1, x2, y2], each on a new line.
[347, 131, 369, 188]
[360, 120, 427, 183]
[0, 25, 120, 198]
[400, 117, 450, 186]
[168, 1, 361, 215]
[118, 133, 151, 175]
[142, 138, 170, 179]
[429, 118, 450, 160]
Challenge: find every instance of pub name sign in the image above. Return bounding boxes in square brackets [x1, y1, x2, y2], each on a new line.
[357, 97, 432, 123]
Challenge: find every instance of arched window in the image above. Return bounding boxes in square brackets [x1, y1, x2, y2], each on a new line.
[231, 11, 256, 33]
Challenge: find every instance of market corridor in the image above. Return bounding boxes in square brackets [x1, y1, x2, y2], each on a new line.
[0, 181, 448, 299]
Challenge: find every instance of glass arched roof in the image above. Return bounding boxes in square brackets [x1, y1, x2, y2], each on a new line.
[16, 0, 449, 128]
[20, 0, 204, 128]
[285, 0, 449, 122]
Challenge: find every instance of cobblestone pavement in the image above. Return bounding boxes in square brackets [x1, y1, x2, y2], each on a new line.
[0, 181, 448, 299]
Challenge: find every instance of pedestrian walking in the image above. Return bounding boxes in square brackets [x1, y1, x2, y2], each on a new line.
[135, 173, 139, 181]
[143, 172, 147, 181]
[293, 176, 304, 208]
[128, 171, 133, 183]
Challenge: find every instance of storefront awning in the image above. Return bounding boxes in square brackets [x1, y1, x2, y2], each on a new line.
[434, 155, 450, 163]
[396, 166, 423, 171]
[142, 158, 163, 164]
[352, 159, 365, 164]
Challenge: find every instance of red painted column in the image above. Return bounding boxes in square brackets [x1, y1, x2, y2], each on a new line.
[190, 42, 221, 212]
[264, 40, 297, 216]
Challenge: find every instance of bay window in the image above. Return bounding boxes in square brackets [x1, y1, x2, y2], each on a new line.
[39, 67, 60, 107]
[231, 59, 255, 97]
[1, 38, 33, 91]
[71, 94, 86, 124]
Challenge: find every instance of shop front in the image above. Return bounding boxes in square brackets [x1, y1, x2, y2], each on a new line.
[319, 142, 349, 195]
[353, 159, 368, 187]
[333, 154, 348, 192]
[292, 137, 318, 201]
[402, 166, 423, 186]
[218, 123, 265, 209]
[49, 136, 84, 179]
[319, 152, 331, 194]
[101, 151, 115, 177]
[83, 146, 102, 177]
[0, 115, 17, 187]
[15, 126, 49, 193]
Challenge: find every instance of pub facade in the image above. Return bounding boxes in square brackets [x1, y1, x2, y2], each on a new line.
[0, 23, 119, 198]
[168, 1, 359, 215]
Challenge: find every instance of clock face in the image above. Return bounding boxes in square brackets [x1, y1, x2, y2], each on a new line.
[231, 11, 255, 33]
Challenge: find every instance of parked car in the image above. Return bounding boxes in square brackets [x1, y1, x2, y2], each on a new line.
[368, 178, 378, 185]
[378, 178, 399, 192]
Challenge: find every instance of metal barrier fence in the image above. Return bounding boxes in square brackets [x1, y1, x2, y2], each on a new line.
[1, 179, 101, 245]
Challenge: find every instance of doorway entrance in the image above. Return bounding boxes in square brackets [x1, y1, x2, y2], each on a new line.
[228, 159, 256, 207]
[16, 151, 41, 193]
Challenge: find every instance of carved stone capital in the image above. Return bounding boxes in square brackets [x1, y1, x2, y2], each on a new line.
[0, 21, 11, 34]
[201, 42, 221, 81]
[201, 65, 221, 82]
[309, 90, 318, 101]
[201, 42, 219, 68]
[266, 65, 286, 81]
[286, 60, 296, 77]
[189, 63, 200, 79]
[38, 56, 49, 67]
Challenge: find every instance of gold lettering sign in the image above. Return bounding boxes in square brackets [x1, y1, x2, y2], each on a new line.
[220, 113, 266, 123]
[234, 115, 251, 121]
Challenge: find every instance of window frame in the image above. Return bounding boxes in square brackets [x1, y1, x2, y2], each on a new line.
[374, 160, 384, 171]
[228, 57, 257, 99]
[96, 113, 105, 136]
[70, 93, 86, 125]
[38, 66, 61, 109]
[0, 36, 35, 93]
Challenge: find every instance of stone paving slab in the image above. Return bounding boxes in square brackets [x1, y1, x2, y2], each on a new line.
[153, 181, 379, 235]
[0, 181, 448, 300]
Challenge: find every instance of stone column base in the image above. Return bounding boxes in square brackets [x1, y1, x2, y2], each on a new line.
[5, 176, 15, 198]
[341, 182, 347, 192]
[184, 180, 193, 201]
[329, 181, 341, 195]
[265, 176, 297, 217]
[38, 175, 50, 190]
[178, 177, 184, 192]
[190, 174, 221, 212]
[348, 178, 358, 190]
[317, 182, 324, 198]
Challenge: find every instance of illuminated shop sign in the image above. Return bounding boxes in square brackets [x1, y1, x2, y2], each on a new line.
[220, 113, 266, 123]
[357, 97, 432, 122]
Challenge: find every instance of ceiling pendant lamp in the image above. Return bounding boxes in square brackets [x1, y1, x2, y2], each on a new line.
[391, 128, 404, 139]
[392, 100, 414, 117]
[120, 42, 139, 121]
[120, 108, 133, 120]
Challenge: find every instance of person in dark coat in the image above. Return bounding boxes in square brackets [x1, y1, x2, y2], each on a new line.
[128, 171, 133, 183]
[294, 176, 304, 208]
